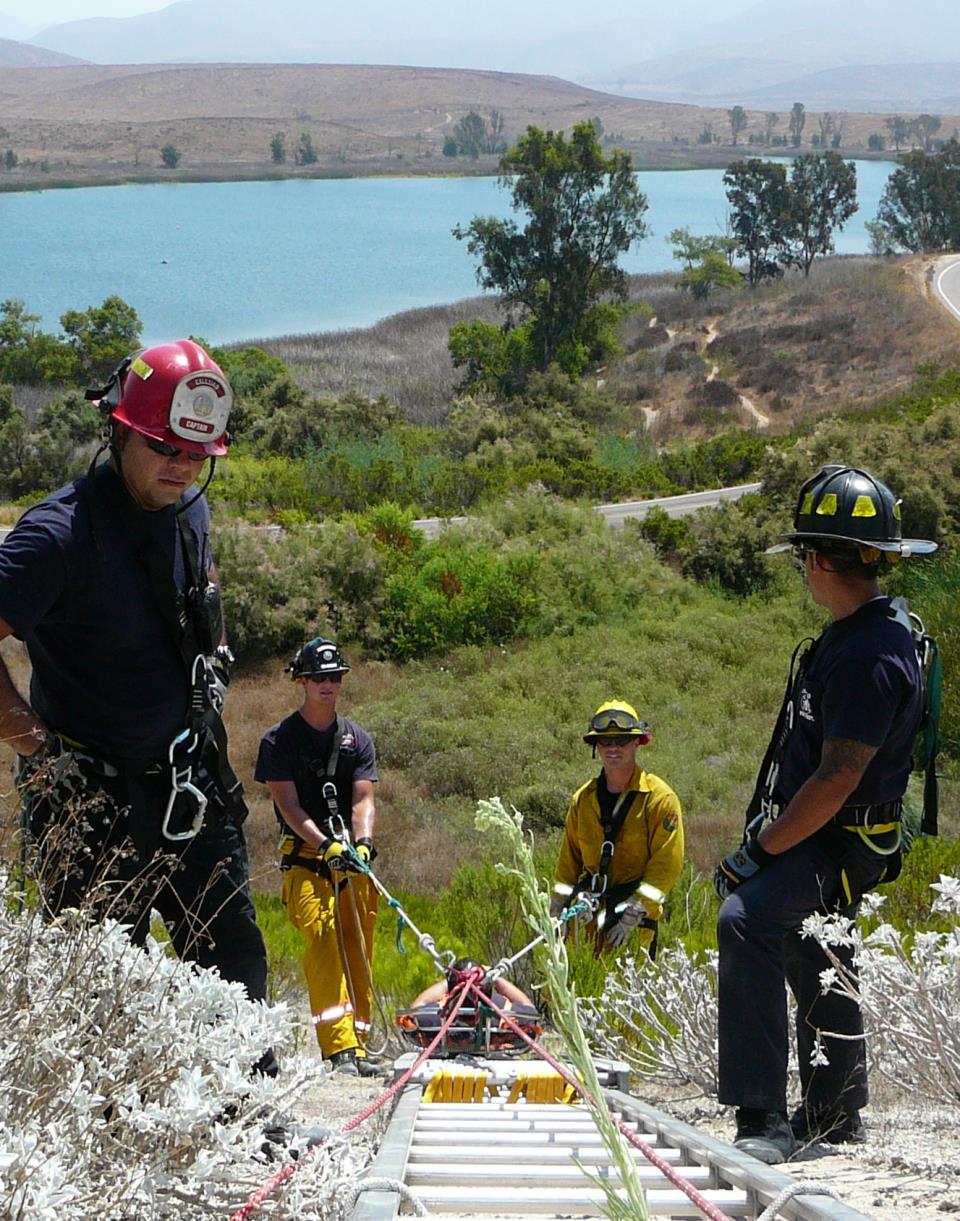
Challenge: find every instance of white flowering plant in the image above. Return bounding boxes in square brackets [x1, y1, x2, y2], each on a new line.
[803, 875, 960, 1104]
[0, 868, 371, 1219]
[583, 876, 960, 1113]
[581, 947, 722, 1095]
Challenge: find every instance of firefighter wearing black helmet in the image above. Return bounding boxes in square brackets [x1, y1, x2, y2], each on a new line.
[714, 465, 936, 1164]
[255, 637, 381, 1077]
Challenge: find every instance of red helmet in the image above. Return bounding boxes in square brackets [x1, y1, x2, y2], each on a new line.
[107, 339, 233, 458]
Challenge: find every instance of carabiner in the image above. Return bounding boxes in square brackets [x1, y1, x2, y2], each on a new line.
[161, 775, 208, 841]
[161, 728, 207, 841]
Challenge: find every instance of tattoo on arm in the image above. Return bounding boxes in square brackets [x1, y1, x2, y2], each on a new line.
[818, 737, 877, 783]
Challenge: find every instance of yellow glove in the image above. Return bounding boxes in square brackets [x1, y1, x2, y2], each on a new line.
[322, 840, 348, 870]
[355, 842, 372, 864]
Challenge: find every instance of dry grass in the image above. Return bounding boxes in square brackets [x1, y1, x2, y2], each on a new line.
[1, 62, 952, 185]
[599, 257, 960, 444]
[236, 255, 960, 441]
[250, 294, 501, 421]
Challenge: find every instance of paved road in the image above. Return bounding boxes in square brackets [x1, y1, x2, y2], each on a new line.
[932, 254, 960, 324]
[0, 483, 764, 547]
[413, 482, 762, 539]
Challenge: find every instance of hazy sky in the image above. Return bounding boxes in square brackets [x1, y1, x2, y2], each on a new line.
[3, 0, 750, 38]
[3, 0, 159, 27]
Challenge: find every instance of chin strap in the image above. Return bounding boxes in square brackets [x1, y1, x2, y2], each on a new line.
[175, 457, 216, 516]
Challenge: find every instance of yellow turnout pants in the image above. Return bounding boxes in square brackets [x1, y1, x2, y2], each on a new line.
[282, 865, 378, 1058]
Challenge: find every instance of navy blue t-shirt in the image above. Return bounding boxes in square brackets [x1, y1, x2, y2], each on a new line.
[777, 596, 923, 807]
[255, 712, 378, 829]
[0, 466, 211, 761]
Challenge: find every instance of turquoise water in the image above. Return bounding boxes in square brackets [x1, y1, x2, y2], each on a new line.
[3, 162, 895, 345]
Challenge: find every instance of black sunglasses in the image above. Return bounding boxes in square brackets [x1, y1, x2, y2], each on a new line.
[145, 437, 208, 463]
[595, 735, 636, 747]
[307, 672, 343, 683]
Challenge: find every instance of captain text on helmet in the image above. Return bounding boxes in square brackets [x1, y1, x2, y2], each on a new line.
[0, 339, 275, 1074]
[713, 465, 936, 1166]
[255, 638, 382, 1078]
[550, 700, 684, 957]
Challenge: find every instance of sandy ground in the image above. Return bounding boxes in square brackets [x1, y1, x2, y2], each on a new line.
[644, 1085, 960, 1220]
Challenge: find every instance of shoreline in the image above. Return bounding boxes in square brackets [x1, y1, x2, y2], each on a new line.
[0, 147, 899, 198]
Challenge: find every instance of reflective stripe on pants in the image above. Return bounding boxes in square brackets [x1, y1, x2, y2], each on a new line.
[282, 866, 378, 1058]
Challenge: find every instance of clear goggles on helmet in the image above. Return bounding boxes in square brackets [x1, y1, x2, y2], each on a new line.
[589, 710, 649, 735]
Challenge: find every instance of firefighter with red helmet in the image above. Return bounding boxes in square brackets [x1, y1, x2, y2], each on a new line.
[255, 638, 382, 1077]
[550, 700, 684, 957]
[0, 340, 274, 1072]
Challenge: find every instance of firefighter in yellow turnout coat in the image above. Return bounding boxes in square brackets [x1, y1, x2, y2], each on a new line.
[256, 638, 380, 1077]
[551, 701, 684, 955]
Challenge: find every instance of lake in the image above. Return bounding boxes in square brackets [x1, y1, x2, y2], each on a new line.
[3, 161, 896, 346]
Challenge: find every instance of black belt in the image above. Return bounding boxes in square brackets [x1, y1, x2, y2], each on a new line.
[766, 797, 903, 829]
[833, 799, 902, 829]
[280, 851, 332, 879]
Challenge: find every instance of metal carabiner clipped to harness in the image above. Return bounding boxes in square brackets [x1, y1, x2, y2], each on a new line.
[162, 727, 208, 842]
[591, 856, 611, 896]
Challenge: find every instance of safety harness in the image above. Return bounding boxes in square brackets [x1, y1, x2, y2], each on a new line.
[744, 599, 940, 908]
[71, 464, 245, 847]
[278, 715, 347, 875]
[554, 786, 659, 952]
[747, 597, 940, 838]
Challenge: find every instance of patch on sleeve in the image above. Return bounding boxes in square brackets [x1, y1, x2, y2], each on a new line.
[662, 810, 679, 834]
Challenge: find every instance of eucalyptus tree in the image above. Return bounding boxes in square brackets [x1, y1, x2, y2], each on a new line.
[452, 120, 648, 384]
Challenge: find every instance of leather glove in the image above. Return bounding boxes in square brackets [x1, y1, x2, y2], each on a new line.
[549, 894, 566, 919]
[322, 840, 349, 871]
[354, 837, 376, 865]
[714, 836, 773, 899]
[605, 899, 647, 948]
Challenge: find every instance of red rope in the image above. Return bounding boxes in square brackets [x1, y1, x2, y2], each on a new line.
[227, 984, 475, 1221]
[471, 981, 735, 1221]
[230, 968, 734, 1221]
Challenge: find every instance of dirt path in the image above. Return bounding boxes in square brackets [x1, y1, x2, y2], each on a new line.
[703, 315, 770, 430]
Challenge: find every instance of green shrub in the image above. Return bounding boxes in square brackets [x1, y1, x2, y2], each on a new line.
[680, 498, 780, 596]
[636, 506, 696, 563]
[380, 539, 540, 660]
[215, 524, 329, 661]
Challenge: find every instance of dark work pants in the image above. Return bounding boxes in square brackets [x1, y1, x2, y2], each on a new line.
[717, 835, 880, 1118]
[28, 760, 269, 1006]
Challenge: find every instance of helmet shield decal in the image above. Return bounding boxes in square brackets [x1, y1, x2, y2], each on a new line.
[169, 371, 233, 443]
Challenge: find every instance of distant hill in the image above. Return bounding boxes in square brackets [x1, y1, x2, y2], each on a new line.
[0, 37, 86, 68]
[593, 49, 960, 112]
[584, 0, 960, 110]
[737, 63, 960, 114]
[0, 9, 30, 40]
[1, 61, 956, 187]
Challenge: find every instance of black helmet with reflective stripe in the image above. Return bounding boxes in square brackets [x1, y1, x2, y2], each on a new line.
[286, 637, 350, 679]
[771, 465, 936, 557]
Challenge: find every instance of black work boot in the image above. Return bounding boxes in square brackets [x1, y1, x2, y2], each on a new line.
[354, 1054, 388, 1079]
[734, 1108, 798, 1165]
[789, 1105, 866, 1145]
[328, 1049, 360, 1076]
